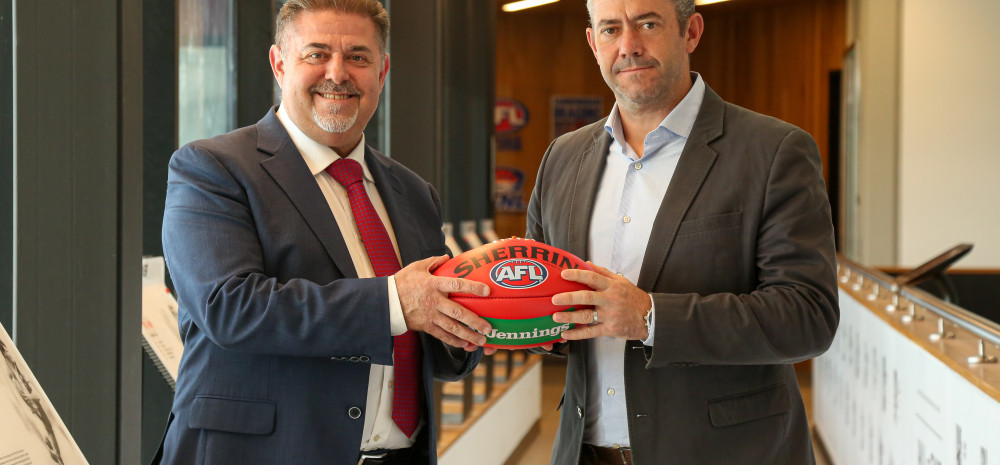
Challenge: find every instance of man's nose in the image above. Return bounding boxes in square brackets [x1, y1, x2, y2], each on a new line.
[325, 55, 350, 83]
[619, 27, 644, 57]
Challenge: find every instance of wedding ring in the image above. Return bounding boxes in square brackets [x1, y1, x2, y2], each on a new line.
[591, 310, 599, 325]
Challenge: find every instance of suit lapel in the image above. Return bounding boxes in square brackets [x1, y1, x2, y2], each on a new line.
[257, 108, 359, 278]
[365, 147, 424, 266]
[567, 125, 612, 261]
[636, 87, 725, 291]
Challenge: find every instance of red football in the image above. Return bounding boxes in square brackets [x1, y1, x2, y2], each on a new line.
[433, 237, 593, 349]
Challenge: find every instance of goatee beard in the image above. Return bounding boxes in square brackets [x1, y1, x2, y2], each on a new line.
[313, 103, 359, 134]
[310, 81, 361, 133]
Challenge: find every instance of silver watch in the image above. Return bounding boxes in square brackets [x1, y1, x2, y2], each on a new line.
[643, 307, 653, 338]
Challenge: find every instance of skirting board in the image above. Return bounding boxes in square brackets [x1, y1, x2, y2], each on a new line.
[439, 362, 542, 465]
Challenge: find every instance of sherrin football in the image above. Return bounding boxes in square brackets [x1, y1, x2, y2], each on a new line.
[433, 237, 593, 349]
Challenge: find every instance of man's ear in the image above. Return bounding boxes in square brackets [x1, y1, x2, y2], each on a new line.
[378, 53, 390, 90]
[684, 13, 704, 54]
[269, 45, 285, 85]
[586, 28, 599, 61]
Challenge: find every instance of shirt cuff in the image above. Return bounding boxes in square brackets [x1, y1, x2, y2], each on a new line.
[388, 276, 407, 336]
[641, 294, 655, 346]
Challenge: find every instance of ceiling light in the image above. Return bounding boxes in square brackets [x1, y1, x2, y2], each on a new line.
[502, 0, 560, 12]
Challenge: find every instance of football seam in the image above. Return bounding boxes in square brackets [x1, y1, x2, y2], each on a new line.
[450, 296, 567, 300]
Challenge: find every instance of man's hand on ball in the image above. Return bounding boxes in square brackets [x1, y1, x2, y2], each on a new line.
[396, 255, 493, 351]
[551, 263, 651, 341]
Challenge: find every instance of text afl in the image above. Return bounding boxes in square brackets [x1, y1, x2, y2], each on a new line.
[449, 244, 581, 279]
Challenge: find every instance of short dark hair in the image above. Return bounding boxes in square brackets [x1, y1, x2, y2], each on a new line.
[587, 0, 695, 35]
[274, 0, 389, 55]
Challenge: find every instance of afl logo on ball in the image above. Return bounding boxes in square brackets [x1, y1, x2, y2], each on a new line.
[490, 259, 548, 289]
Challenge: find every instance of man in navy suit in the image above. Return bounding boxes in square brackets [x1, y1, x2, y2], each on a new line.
[156, 1, 493, 463]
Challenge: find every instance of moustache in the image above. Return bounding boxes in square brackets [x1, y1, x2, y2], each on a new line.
[310, 81, 360, 96]
[613, 57, 658, 74]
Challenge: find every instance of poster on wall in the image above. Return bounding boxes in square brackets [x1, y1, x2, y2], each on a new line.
[494, 97, 529, 152]
[494, 166, 528, 213]
[551, 96, 603, 140]
[0, 323, 90, 465]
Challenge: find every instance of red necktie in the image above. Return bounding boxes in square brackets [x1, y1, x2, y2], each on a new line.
[326, 157, 422, 437]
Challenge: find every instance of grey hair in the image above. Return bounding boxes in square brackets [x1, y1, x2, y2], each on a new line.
[274, 0, 389, 55]
[586, 0, 695, 35]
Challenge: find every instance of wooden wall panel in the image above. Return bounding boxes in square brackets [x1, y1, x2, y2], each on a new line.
[494, 0, 845, 238]
[494, 5, 615, 238]
[692, 0, 846, 184]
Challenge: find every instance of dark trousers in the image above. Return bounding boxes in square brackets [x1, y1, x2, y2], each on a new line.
[579, 443, 633, 465]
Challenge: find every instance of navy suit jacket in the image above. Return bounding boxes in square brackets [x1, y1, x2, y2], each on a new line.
[156, 108, 480, 465]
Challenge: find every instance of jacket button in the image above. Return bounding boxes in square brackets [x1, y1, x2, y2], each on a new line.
[348, 407, 362, 419]
[350, 356, 360, 362]
[577, 406, 583, 418]
[360, 356, 370, 362]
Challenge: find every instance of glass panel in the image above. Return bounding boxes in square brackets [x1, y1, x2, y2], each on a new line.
[2, 0, 13, 331]
[841, 45, 861, 260]
[178, 0, 236, 146]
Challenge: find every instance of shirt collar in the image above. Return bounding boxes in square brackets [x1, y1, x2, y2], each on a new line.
[604, 72, 706, 143]
[276, 104, 374, 183]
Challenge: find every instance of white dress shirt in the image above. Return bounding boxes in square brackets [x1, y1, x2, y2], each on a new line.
[584, 73, 706, 447]
[276, 106, 416, 450]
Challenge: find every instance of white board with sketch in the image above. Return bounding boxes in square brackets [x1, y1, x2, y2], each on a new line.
[0, 323, 89, 465]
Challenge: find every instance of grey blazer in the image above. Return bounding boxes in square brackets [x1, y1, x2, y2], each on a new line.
[526, 85, 839, 465]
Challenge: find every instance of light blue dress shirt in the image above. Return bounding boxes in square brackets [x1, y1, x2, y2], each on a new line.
[583, 73, 706, 447]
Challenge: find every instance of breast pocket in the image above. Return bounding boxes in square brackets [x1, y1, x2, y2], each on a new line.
[676, 211, 742, 236]
[666, 211, 744, 290]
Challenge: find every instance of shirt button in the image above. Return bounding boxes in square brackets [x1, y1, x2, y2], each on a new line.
[388, 380, 393, 389]
[623, 216, 631, 223]
[577, 406, 584, 418]
[634, 163, 642, 170]
[607, 387, 616, 396]
[373, 434, 380, 442]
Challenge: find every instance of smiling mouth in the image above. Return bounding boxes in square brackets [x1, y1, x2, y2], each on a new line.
[317, 93, 355, 100]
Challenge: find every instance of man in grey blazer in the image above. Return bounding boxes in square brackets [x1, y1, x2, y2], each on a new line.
[526, 0, 839, 464]
[156, 1, 493, 464]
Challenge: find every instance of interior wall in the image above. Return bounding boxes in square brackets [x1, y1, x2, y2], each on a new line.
[898, 0, 1000, 268]
[691, 0, 846, 188]
[494, 4, 616, 238]
[850, 0, 901, 267]
[494, 0, 846, 240]
[13, 0, 143, 461]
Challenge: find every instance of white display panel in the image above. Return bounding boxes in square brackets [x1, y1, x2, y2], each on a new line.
[479, 219, 501, 244]
[814, 289, 1000, 465]
[0, 323, 89, 465]
[460, 220, 484, 249]
[141, 256, 184, 388]
[442, 223, 464, 256]
[439, 362, 541, 465]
